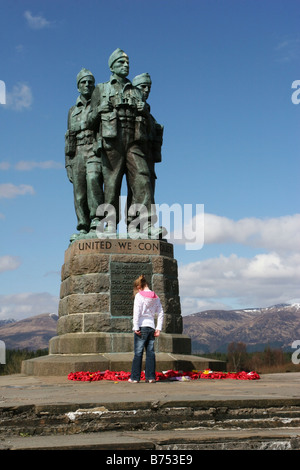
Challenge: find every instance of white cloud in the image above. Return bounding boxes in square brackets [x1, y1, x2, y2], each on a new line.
[0, 161, 63, 171]
[0, 183, 35, 199]
[179, 252, 300, 315]
[5, 83, 33, 111]
[15, 44, 24, 53]
[181, 297, 230, 316]
[174, 213, 300, 254]
[0, 256, 21, 273]
[15, 160, 63, 171]
[0, 162, 10, 170]
[207, 214, 300, 253]
[274, 37, 300, 62]
[0, 292, 59, 321]
[243, 253, 298, 279]
[24, 11, 51, 30]
[176, 212, 300, 315]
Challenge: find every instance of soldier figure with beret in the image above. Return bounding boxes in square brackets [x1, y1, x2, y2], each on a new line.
[65, 68, 104, 241]
[131, 73, 164, 199]
[88, 49, 165, 238]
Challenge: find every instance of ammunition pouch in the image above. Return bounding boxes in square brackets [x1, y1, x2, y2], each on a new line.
[134, 115, 148, 142]
[76, 130, 94, 146]
[93, 135, 103, 156]
[101, 110, 118, 138]
[152, 124, 164, 163]
[65, 130, 76, 157]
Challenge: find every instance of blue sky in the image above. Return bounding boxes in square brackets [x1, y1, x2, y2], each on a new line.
[0, 0, 299, 320]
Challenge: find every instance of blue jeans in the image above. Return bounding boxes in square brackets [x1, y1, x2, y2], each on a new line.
[130, 327, 156, 381]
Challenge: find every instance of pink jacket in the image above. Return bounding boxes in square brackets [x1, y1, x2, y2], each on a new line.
[133, 290, 164, 331]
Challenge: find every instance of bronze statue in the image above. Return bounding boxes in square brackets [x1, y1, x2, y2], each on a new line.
[131, 73, 164, 198]
[66, 51, 166, 241]
[65, 68, 103, 241]
[87, 49, 165, 238]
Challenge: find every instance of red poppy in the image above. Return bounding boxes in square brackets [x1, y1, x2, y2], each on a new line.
[68, 369, 260, 382]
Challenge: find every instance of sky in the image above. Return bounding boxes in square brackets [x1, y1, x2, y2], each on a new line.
[0, 0, 299, 321]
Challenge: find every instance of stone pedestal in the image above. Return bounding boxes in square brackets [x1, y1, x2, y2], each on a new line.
[22, 238, 226, 375]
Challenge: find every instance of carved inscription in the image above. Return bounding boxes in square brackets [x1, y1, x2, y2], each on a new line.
[110, 262, 152, 317]
[71, 239, 173, 257]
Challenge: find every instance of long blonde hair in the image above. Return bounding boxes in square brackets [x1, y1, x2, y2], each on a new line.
[133, 274, 148, 296]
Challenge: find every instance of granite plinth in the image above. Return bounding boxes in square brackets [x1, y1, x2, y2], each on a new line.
[21, 352, 226, 376]
[56, 238, 183, 337]
[22, 238, 226, 375]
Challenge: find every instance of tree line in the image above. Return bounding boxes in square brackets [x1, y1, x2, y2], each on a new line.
[0, 344, 299, 375]
[0, 349, 48, 375]
[206, 342, 297, 373]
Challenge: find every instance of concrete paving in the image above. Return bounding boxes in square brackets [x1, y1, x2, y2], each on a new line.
[2, 427, 300, 451]
[1, 372, 300, 450]
[1, 372, 300, 407]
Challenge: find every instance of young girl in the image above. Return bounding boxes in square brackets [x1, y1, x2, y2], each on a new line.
[129, 275, 164, 383]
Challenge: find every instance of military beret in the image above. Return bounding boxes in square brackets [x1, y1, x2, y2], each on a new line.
[108, 48, 129, 68]
[77, 68, 95, 87]
[132, 73, 152, 87]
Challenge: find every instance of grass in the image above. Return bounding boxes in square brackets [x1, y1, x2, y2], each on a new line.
[199, 345, 300, 374]
[0, 349, 48, 375]
[1, 346, 299, 376]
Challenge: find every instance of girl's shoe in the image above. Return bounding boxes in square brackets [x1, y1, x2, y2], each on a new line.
[128, 378, 139, 383]
[145, 379, 156, 383]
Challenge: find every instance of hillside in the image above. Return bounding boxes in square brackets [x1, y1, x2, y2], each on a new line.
[183, 304, 300, 353]
[0, 313, 58, 351]
[1, 304, 300, 353]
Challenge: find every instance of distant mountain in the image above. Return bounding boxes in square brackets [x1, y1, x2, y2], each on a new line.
[1, 304, 299, 353]
[0, 313, 58, 351]
[183, 303, 300, 353]
[0, 319, 15, 327]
